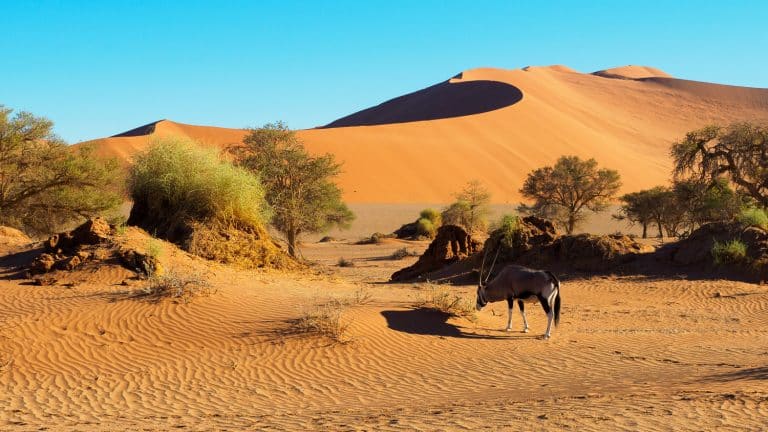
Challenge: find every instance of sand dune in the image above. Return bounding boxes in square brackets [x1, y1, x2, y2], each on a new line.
[79, 65, 768, 203]
[1, 234, 767, 430]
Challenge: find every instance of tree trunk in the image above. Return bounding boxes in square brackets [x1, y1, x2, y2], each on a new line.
[287, 230, 297, 257]
[656, 220, 664, 239]
[566, 214, 576, 235]
[642, 223, 648, 239]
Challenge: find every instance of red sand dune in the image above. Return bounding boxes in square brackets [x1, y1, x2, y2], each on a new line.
[79, 65, 768, 203]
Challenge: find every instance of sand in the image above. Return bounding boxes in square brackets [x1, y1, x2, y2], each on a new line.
[1, 231, 767, 430]
[79, 64, 768, 203]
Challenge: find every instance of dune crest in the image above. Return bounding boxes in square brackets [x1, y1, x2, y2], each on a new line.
[79, 64, 768, 203]
[592, 65, 673, 79]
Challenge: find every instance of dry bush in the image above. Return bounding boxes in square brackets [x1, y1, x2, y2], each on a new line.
[390, 247, 417, 260]
[337, 257, 355, 267]
[417, 284, 477, 322]
[136, 269, 215, 303]
[339, 286, 372, 306]
[291, 300, 352, 343]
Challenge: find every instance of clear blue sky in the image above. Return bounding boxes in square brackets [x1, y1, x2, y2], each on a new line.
[2, 0, 766, 143]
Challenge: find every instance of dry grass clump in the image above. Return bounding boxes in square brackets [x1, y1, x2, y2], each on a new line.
[292, 300, 352, 343]
[136, 269, 215, 303]
[417, 284, 477, 322]
[186, 222, 293, 269]
[286, 288, 372, 343]
[390, 247, 418, 260]
[337, 257, 355, 267]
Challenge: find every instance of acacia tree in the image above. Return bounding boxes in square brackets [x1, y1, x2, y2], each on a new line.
[616, 189, 658, 238]
[520, 156, 621, 234]
[441, 180, 491, 233]
[672, 122, 768, 207]
[0, 106, 120, 235]
[230, 122, 354, 257]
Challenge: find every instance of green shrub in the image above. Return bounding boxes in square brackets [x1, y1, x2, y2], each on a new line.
[712, 239, 748, 266]
[494, 214, 521, 247]
[128, 136, 270, 234]
[416, 218, 436, 238]
[419, 208, 442, 226]
[737, 207, 768, 230]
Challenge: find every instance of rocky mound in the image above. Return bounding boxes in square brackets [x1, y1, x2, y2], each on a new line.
[390, 225, 481, 282]
[660, 222, 768, 270]
[128, 204, 293, 270]
[480, 217, 652, 273]
[392, 216, 655, 281]
[27, 218, 160, 283]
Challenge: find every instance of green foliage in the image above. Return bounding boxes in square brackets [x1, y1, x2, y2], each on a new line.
[712, 239, 748, 266]
[128, 136, 270, 236]
[441, 180, 491, 233]
[231, 122, 354, 257]
[672, 122, 768, 208]
[0, 106, 120, 236]
[519, 155, 621, 234]
[737, 207, 768, 230]
[419, 208, 442, 225]
[493, 214, 522, 247]
[416, 218, 436, 238]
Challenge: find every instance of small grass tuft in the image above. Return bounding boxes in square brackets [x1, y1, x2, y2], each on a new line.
[292, 300, 352, 343]
[390, 247, 417, 260]
[712, 239, 749, 266]
[137, 269, 214, 303]
[337, 257, 355, 267]
[737, 207, 768, 230]
[417, 284, 477, 322]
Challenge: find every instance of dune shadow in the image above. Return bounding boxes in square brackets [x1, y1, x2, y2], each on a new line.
[322, 79, 523, 128]
[381, 308, 527, 340]
[707, 366, 768, 382]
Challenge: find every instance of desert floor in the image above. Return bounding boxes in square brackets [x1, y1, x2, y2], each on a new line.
[1, 229, 767, 431]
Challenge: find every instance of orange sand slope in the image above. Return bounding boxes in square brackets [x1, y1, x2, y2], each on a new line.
[80, 65, 768, 203]
[1, 233, 768, 430]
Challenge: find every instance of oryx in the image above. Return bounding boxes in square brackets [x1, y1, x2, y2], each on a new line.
[475, 244, 561, 339]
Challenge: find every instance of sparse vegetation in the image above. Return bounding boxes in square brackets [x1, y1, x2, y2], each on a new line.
[390, 247, 417, 260]
[492, 214, 522, 247]
[291, 299, 352, 343]
[442, 180, 492, 234]
[416, 208, 442, 238]
[337, 257, 355, 267]
[230, 122, 354, 257]
[738, 207, 768, 230]
[519, 156, 621, 234]
[417, 285, 477, 322]
[712, 239, 748, 266]
[0, 106, 121, 236]
[137, 270, 214, 303]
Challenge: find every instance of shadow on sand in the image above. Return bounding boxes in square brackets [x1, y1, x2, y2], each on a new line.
[322, 79, 523, 128]
[707, 366, 768, 382]
[381, 307, 536, 340]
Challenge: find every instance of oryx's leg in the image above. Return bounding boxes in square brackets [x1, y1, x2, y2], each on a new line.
[505, 297, 515, 331]
[538, 295, 554, 339]
[518, 299, 529, 333]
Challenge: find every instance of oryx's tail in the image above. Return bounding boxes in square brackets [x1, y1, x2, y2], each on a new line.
[545, 271, 561, 327]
